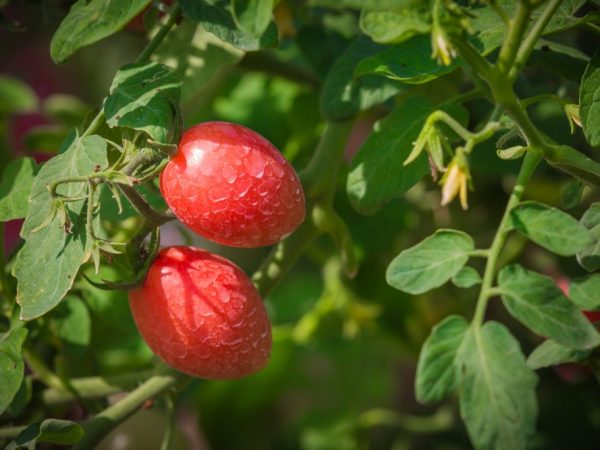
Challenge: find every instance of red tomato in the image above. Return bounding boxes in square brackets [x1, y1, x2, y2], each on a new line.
[129, 246, 272, 379]
[160, 122, 305, 247]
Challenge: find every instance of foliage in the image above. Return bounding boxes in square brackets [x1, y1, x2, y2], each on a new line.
[1, 0, 600, 449]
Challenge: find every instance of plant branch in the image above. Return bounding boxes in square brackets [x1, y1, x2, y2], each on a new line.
[72, 373, 179, 450]
[160, 393, 176, 450]
[495, 1, 532, 75]
[357, 406, 454, 434]
[300, 120, 355, 201]
[0, 426, 25, 440]
[510, 0, 564, 79]
[118, 185, 174, 229]
[41, 370, 155, 406]
[253, 120, 354, 297]
[80, 4, 180, 140]
[451, 38, 493, 79]
[136, 5, 181, 64]
[472, 150, 542, 327]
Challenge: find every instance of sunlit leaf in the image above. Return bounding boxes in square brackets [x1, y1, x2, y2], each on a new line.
[416, 315, 468, 404]
[387, 229, 474, 295]
[458, 322, 538, 450]
[498, 264, 600, 350]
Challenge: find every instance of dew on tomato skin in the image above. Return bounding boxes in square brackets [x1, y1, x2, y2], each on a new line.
[208, 186, 228, 203]
[243, 151, 266, 178]
[235, 176, 253, 198]
[222, 165, 238, 184]
[271, 161, 284, 178]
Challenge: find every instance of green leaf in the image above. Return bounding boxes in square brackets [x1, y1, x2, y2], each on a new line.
[50, 0, 152, 63]
[458, 322, 538, 450]
[179, 0, 278, 51]
[0, 327, 28, 415]
[580, 48, 600, 148]
[320, 37, 407, 121]
[527, 339, 591, 370]
[0, 75, 37, 115]
[104, 62, 182, 144]
[347, 97, 466, 214]
[154, 20, 244, 102]
[529, 40, 589, 82]
[50, 295, 91, 348]
[359, 8, 430, 44]
[231, 0, 274, 37]
[510, 201, 593, 256]
[577, 202, 600, 272]
[5, 378, 32, 418]
[415, 315, 468, 404]
[6, 419, 84, 449]
[14, 134, 108, 320]
[386, 229, 474, 295]
[354, 0, 586, 84]
[498, 264, 600, 350]
[561, 179, 584, 210]
[570, 275, 600, 311]
[354, 34, 460, 85]
[0, 158, 37, 222]
[451, 266, 482, 289]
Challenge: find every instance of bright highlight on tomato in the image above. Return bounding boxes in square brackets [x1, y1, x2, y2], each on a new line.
[128, 246, 272, 379]
[160, 121, 305, 247]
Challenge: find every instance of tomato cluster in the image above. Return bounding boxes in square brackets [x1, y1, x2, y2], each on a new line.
[129, 122, 305, 379]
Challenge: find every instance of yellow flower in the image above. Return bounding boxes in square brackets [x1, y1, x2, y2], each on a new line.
[431, 28, 456, 66]
[440, 154, 470, 210]
[564, 104, 581, 133]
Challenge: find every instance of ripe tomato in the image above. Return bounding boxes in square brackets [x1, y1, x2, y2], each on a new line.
[160, 122, 305, 247]
[129, 246, 272, 379]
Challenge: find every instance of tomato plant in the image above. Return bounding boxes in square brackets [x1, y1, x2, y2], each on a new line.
[1, 1, 600, 449]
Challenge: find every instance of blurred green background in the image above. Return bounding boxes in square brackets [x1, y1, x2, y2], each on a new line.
[1, 1, 599, 449]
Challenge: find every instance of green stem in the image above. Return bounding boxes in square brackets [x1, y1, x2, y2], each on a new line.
[48, 176, 89, 197]
[490, 0, 510, 24]
[81, 110, 105, 138]
[73, 374, 178, 450]
[23, 347, 71, 392]
[510, 0, 564, 79]
[300, 120, 355, 201]
[79, 4, 180, 140]
[472, 150, 541, 327]
[468, 249, 490, 258]
[0, 426, 25, 440]
[252, 219, 320, 298]
[253, 121, 354, 297]
[160, 393, 176, 450]
[41, 370, 154, 406]
[118, 185, 174, 229]
[463, 122, 501, 155]
[136, 5, 181, 64]
[521, 93, 567, 108]
[495, 1, 532, 75]
[451, 38, 493, 78]
[357, 406, 454, 434]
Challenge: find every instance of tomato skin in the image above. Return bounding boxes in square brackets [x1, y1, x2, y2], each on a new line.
[160, 122, 305, 247]
[129, 246, 271, 379]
